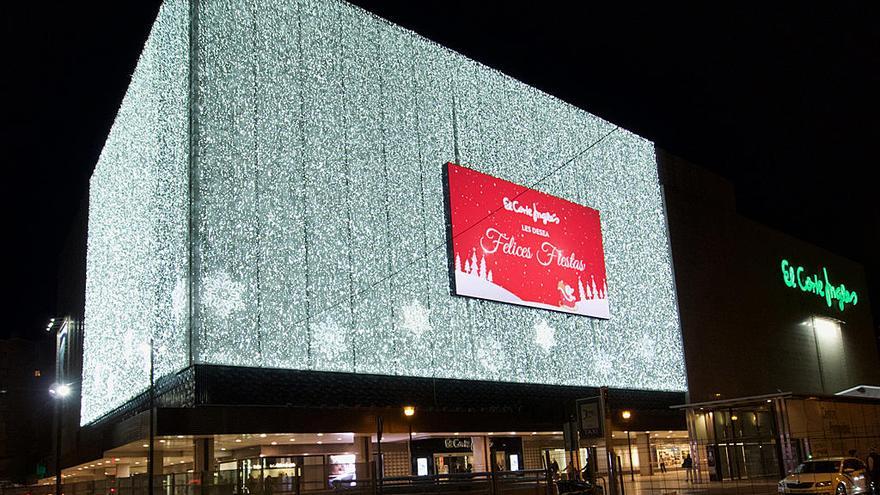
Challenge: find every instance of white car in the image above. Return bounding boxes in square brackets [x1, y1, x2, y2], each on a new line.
[778, 457, 870, 495]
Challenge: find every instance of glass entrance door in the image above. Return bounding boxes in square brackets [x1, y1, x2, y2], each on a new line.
[434, 453, 473, 474]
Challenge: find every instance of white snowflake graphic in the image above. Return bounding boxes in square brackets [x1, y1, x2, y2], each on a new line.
[636, 334, 655, 362]
[594, 354, 613, 377]
[312, 316, 348, 363]
[401, 300, 431, 337]
[534, 318, 556, 352]
[202, 271, 245, 319]
[476, 337, 504, 376]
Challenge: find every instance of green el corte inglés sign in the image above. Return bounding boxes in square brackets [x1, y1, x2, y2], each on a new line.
[780, 259, 858, 311]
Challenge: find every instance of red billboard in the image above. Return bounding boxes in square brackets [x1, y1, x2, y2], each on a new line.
[447, 162, 610, 318]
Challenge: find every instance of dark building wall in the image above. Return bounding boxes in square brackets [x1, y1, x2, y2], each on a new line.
[54, 194, 88, 473]
[0, 337, 55, 482]
[659, 150, 880, 402]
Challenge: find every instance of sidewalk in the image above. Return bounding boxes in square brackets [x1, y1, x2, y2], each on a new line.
[605, 470, 778, 495]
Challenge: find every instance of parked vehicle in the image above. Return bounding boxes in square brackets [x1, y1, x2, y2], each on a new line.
[778, 457, 870, 495]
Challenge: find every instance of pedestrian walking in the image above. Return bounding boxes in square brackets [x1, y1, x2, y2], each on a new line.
[682, 453, 695, 483]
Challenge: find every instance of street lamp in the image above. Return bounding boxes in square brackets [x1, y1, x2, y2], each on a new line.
[620, 411, 634, 481]
[51, 383, 72, 495]
[146, 338, 155, 495]
[48, 316, 72, 495]
[50, 384, 71, 398]
[403, 406, 415, 475]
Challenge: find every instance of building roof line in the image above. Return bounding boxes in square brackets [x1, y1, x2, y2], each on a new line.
[670, 392, 792, 409]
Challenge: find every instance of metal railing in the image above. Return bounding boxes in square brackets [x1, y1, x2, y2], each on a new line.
[1, 469, 552, 495]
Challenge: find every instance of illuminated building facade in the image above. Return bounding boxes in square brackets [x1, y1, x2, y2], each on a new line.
[81, 0, 685, 426]
[38, 0, 880, 488]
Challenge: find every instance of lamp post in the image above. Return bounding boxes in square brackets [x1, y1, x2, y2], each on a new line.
[621, 411, 634, 481]
[147, 338, 155, 495]
[48, 316, 71, 495]
[50, 383, 71, 495]
[376, 415, 384, 495]
[403, 406, 415, 475]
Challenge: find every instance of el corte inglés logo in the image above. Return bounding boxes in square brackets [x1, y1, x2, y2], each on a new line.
[780, 259, 858, 312]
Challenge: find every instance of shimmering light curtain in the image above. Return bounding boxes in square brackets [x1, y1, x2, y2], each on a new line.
[81, 0, 686, 425]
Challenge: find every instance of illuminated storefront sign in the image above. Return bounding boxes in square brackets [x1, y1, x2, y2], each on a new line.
[447, 163, 610, 318]
[444, 438, 473, 450]
[780, 259, 858, 311]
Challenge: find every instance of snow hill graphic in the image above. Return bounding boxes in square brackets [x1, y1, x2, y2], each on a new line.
[454, 251, 610, 318]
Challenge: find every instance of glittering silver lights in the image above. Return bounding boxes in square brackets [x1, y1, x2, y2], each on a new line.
[81, 0, 686, 425]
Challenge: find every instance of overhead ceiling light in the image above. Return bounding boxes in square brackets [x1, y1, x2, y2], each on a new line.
[531, 432, 537, 435]
[317, 433, 324, 437]
[271, 442, 277, 445]
[289, 438, 296, 442]
[221, 448, 227, 451]
[260, 434, 267, 438]
[235, 439, 242, 443]
[317, 441, 323, 444]
[142, 444, 149, 448]
[336, 437, 342, 441]
[177, 435, 184, 439]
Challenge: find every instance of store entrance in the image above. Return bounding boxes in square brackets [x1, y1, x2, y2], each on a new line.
[411, 437, 476, 476]
[434, 453, 473, 474]
[489, 437, 524, 471]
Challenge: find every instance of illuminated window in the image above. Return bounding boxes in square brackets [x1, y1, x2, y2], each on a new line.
[34, 370, 41, 377]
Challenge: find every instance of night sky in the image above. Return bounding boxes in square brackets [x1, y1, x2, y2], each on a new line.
[2, 2, 877, 343]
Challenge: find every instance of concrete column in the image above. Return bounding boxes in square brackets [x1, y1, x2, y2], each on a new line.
[193, 438, 215, 479]
[471, 437, 489, 473]
[637, 433, 653, 476]
[116, 464, 131, 478]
